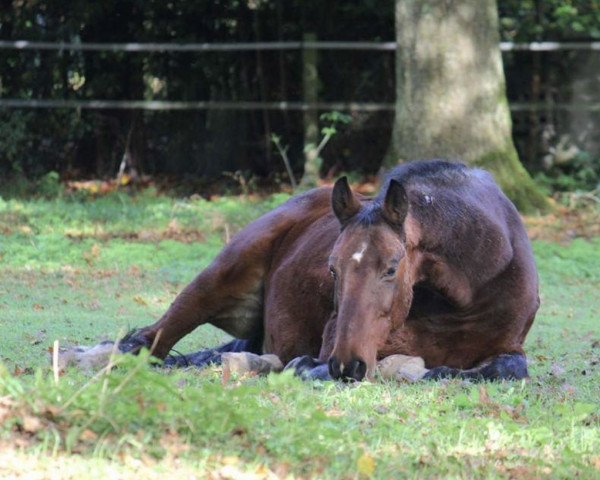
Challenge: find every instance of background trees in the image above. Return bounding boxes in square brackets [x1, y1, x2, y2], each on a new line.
[385, 0, 548, 211]
[0, 1, 598, 202]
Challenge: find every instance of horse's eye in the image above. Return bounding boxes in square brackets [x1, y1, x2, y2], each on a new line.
[385, 267, 397, 277]
[329, 266, 337, 279]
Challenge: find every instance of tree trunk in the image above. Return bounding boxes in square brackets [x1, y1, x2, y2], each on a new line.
[385, 0, 549, 212]
[302, 32, 320, 187]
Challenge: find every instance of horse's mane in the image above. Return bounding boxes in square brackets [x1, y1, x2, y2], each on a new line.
[354, 160, 469, 227]
[378, 159, 468, 196]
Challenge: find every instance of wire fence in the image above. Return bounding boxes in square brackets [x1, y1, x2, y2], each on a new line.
[1, 40, 599, 112]
[0, 40, 599, 52]
[2, 39, 598, 175]
[1, 99, 599, 112]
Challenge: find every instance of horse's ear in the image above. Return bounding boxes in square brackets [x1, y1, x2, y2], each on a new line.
[332, 176, 361, 225]
[382, 179, 408, 228]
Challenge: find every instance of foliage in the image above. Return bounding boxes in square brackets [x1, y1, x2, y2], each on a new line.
[0, 111, 31, 173]
[0, 1, 392, 178]
[535, 143, 600, 194]
[0, 1, 599, 192]
[499, 1, 600, 41]
[272, 111, 352, 188]
[0, 193, 599, 477]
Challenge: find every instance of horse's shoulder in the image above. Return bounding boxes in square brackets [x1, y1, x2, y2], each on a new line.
[407, 171, 527, 289]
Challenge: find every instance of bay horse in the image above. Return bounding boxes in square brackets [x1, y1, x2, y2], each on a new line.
[118, 160, 539, 382]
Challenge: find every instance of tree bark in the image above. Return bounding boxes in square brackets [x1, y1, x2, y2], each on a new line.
[302, 32, 320, 187]
[385, 0, 549, 212]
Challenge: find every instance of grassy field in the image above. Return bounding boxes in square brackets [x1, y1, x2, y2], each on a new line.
[0, 191, 598, 479]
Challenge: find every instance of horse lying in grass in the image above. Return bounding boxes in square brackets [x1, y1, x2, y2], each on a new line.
[73, 160, 540, 382]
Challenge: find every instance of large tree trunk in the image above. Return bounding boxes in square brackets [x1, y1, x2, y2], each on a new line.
[385, 0, 548, 212]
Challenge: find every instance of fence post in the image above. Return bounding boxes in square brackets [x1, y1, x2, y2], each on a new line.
[302, 32, 319, 187]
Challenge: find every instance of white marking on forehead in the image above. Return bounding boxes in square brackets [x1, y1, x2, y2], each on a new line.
[352, 242, 368, 263]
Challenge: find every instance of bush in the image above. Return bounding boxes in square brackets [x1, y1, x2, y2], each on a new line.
[536, 147, 600, 193]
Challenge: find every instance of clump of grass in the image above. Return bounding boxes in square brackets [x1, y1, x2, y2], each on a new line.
[1, 351, 598, 478]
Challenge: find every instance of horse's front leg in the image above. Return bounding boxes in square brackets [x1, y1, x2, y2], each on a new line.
[284, 356, 331, 380]
[119, 237, 266, 359]
[423, 352, 529, 381]
[284, 316, 336, 380]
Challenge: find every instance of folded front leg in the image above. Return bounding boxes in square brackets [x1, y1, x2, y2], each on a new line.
[423, 352, 529, 381]
[284, 355, 332, 380]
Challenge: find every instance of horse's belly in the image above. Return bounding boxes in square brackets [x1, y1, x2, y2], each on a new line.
[213, 287, 263, 339]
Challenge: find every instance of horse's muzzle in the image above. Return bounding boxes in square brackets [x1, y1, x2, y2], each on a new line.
[328, 356, 367, 382]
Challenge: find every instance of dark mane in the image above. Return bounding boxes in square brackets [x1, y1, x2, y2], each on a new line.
[354, 203, 382, 227]
[378, 160, 467, 198]
[355, 160, 468, 227]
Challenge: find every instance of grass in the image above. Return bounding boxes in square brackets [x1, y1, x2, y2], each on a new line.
[0, 191, 599, 479]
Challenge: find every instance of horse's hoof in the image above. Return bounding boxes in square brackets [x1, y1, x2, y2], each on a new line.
[304, 363, 332, 380]
[117, 330, 152, 354]
[284, 356, 332, 380]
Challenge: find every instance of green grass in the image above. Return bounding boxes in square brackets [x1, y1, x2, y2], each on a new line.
[0, 192, 599, 479]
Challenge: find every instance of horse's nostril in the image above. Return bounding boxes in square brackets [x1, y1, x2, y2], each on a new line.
[353, 358, 367, 381]
[330, 356, 367, 381]
[328, 357, 342, 379]
[345, 358, 366, 381]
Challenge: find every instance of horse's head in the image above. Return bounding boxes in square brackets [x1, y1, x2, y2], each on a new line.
[328, 177, 415, 381]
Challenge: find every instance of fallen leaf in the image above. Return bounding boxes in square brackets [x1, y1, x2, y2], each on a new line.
[325, 408, 344, 417]
[479, 385, 490, 404]
[167, 219, 181, 233]
[21, 415, 42, 434]
[13, 366, 33, 376]
[0, 397, 15, 423]
[357, 452, 376, 477]
[80, 429, 98, 441]
[133, 295, 148, 306]
[82, 243, 101, 265]
[221, 364, 231, 385]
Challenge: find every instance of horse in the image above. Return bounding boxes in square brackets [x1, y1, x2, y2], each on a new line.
[117, 160, 539, 382]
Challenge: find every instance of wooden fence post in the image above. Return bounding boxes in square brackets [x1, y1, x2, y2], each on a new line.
[302, 32, 319, 187]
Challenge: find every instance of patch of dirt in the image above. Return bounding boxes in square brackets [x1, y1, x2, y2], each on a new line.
[523, 205, 600, 243]
[66, 229, 206, 244]
[66, 220, 205, 244]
